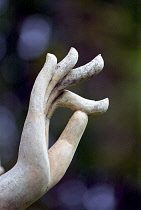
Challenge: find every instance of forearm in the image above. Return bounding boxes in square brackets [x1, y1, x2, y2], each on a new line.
[0, 161, 49, 209]
[0, 113, 50, 210]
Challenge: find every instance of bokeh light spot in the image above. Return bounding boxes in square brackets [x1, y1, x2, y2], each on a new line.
[17, 14, 51, 60]
[57, 179, 87, 206]
[83, 184, 116, 210]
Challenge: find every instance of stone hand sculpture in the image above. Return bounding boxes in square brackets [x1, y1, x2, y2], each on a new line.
[0, 48, 109, 209]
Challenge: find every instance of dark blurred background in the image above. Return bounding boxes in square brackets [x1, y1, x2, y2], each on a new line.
[0, 0, 140, 209]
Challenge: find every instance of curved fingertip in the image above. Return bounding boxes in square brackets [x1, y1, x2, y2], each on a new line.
[101, 97, 109, 111]
[74, 110, 88, 123]
[94, 54, 104, 70]
[46, 53, 57, 65]
[95, 97, 109, 114]
[69, 47, 79, 60]
[62, 47, 78, 68]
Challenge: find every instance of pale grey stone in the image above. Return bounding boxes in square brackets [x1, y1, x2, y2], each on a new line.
[0, 48, 109, 209]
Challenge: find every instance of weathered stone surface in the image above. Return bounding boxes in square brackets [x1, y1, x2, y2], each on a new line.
[0, 48, 109, 209]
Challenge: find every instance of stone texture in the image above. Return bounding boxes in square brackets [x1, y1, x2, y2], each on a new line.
[0, 48, 109, 209]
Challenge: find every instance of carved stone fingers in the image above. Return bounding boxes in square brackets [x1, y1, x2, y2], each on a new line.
[45, 48, 109, 118]
[47, 90, 109, 118]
